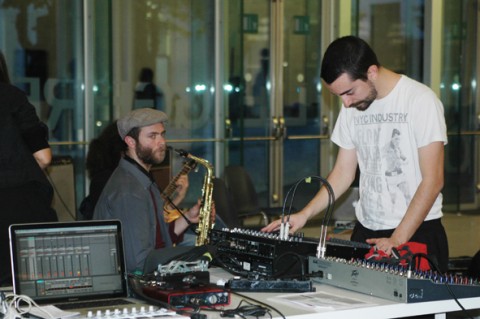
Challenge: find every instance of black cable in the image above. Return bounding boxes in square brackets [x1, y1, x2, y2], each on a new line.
[209, 241, 252, 277]
[159, 186, 196, 231]
[282, 176, 335, 227]
[214, 252, 254, 278]
[281, 178, 302, 224]
[408, 253, 476, 319]
[281, 176, 335, 259]
[281, 176, 315, 224]
[308, 176, 335, 227]
[45, 171, 76, 220]
[218, 300, 271, 318]
[271, 251, 306, 280]
[225, 292, 285, 319]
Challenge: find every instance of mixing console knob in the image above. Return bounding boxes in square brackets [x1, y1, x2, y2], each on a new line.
[96, 310, 102, 317]
[206, 294, 218, 304]
[87, 311, 93, 318]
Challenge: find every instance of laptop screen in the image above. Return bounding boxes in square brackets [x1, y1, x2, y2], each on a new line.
[9, 220, 128, 304]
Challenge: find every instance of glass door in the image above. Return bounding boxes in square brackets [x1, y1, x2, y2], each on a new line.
[441, 0, 480, 212]
[281, 0, 329, 211]
[353, 0, 480, 212]
[225, 0, 329, 209]
[224, 0, 275, 207]
[112, 0, 216, 205]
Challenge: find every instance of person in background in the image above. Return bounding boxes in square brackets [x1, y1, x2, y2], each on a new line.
[262, 36, 449, 273]
[0, 51, 11, 84]
[79, 121, 190, 220]
[79, 121, 125, 220]
[93, 108, 214, 274]
[0, 50, 57, 286]
[133, 67, 164, 110]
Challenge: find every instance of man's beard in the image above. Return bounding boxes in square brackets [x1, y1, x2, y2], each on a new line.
[350, 82, 377, 111]
[135, 143, 165, 166]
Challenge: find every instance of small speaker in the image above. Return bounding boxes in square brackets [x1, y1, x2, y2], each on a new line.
[47, 156, 77, 221]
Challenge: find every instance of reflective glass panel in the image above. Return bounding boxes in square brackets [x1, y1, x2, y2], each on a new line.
[442, 0, 479, 212]
[0, 0, 87, 220]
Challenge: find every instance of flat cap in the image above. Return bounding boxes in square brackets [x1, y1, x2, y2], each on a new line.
[117, 108, 168, 139]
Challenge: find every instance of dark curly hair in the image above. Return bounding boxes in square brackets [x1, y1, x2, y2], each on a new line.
[321, 36, 380, 84]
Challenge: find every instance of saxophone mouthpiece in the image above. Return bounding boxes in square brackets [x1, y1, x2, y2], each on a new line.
[169, 147, 189, 158]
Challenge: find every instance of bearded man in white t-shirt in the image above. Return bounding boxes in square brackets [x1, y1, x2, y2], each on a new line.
[263, 35, 449, 273]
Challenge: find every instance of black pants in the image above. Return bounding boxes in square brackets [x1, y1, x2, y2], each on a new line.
[0, 182, 58, 286]
[351, 218, 449, 273]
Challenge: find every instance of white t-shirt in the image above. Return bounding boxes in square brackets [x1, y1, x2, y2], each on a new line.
[331, 75, 448, 230]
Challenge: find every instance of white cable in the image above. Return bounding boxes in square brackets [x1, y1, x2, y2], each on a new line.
[4, 293, 55, 319]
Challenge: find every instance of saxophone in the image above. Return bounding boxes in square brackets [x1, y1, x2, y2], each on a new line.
[175, 149, 214, 246]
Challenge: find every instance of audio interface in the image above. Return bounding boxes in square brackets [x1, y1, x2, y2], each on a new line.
[142, 284, 230, 309]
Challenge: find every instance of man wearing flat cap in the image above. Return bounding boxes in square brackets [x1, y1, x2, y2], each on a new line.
[93, 108, 203, 274]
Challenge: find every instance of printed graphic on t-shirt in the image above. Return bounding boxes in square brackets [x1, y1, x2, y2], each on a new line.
[382, 128, 412, 207]
[354, 112, 414, 225]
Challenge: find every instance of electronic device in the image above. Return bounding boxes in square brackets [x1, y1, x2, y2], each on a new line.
[210, 228, 371, 279]
[142, 284, 230, 309]
[130, 266, 228, 311]
[308, 256, 480, 303]
[141, 270, 211, 288]
[8, 220, 136, 310]
[226, 278, 316, 292]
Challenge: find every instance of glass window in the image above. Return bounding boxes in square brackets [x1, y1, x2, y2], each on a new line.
[353, 0, 425, 81]
[0, 0, 86, 220]
[282, 0, 324, 207]
[442, 0, 479, 212]
[112, 0, 216, 205]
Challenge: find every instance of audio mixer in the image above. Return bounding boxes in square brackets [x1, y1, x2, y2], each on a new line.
[308, 256, 480, 303]
[210, 228, 371, 279]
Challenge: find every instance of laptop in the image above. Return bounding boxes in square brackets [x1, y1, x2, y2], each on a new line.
[8, 219, 136, 311]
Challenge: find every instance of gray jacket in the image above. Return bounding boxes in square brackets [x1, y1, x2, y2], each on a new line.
[93, 157, 173, 273]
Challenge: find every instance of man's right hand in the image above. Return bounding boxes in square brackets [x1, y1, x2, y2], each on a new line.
[261, 211, 309, 234]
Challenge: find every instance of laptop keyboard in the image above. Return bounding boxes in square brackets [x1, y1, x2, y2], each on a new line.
[55, 298, 134, 310]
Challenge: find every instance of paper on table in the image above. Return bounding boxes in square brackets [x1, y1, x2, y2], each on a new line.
[268, 291, 376, 312]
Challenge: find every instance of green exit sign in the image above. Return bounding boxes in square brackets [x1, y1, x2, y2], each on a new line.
[243, 14, 258, 34]
[294, 16, 309, 35]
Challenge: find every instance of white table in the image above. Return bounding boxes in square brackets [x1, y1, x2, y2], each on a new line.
[208, 268, 480, 319]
